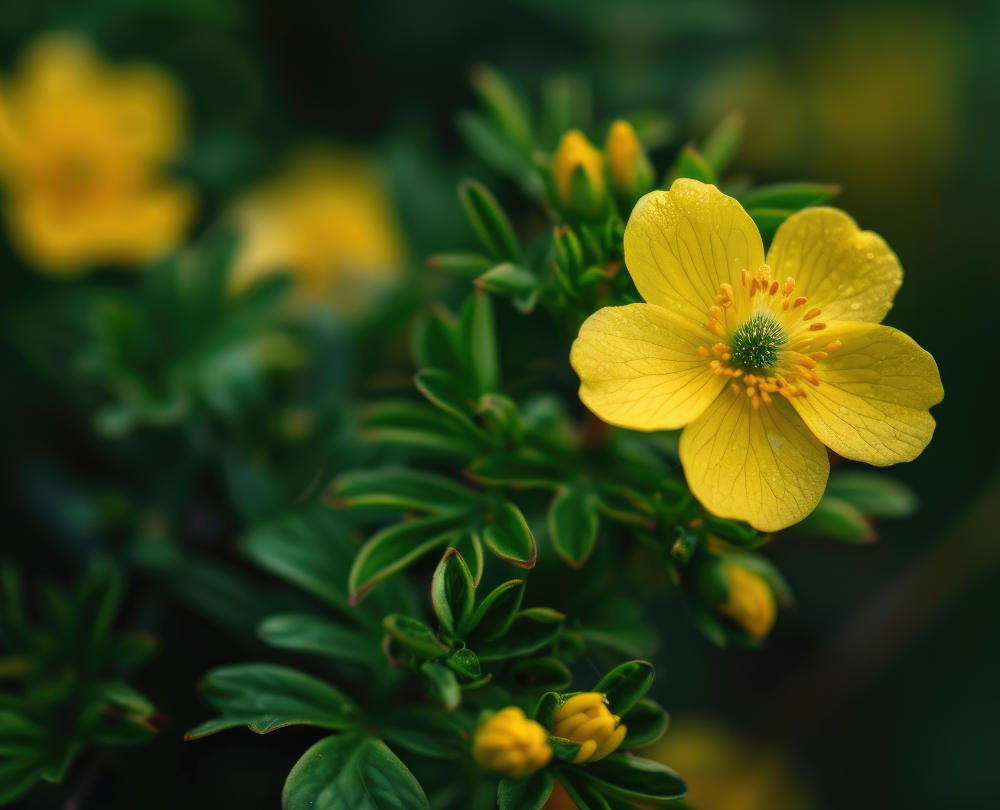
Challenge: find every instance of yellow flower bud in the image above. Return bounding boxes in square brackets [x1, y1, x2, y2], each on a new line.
[604, 120, 653, 198]
[551, 130, 605, 215]
[473, 707, 553, 778]
[718, 564, 777, 640]
[551, 692, 626, 764]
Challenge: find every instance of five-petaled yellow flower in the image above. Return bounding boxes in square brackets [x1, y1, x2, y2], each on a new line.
[0, 34, 194, 275]
[229, 148, 404, 316]
[571, 179, 943, 531]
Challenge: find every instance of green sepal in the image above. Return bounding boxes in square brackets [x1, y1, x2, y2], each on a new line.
[548, 735, 582, 762]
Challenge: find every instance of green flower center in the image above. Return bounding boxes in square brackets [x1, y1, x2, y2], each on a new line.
[729, 313, 786, 374]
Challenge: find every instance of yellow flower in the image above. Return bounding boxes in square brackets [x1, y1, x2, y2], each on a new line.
[473, 707, 552, 778]
[570, 179, 943, 531]
[718, 564, 776, 640]
[229, 148, 403, 316]
[605, 120, 653, 199]
[552, 130, 605, 216]
[0, 34, 194, 275]
[634, 717, 814, 810]
[551, 692, 626, 764]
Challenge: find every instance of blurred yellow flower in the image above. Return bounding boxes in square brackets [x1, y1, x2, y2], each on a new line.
[229, 148, 404, 316]
[551, 130, 605, 216]
[635, 717, 814, 810]
[570, 179, 943, 531]
[473, 707, 552, 778]
[551, 692, 626, 764]
[0, 34, 194, 275]
[718, 564, 776, 640]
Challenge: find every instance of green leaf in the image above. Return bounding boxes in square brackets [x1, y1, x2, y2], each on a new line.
[470, 65, 533, 152]
[478, 609, 564, 662]
[465, 579, 525, 642]
[459, 179, 521, 263]
[283, 733, 429, 810]
[382, 615, 449, 659]
[620, 699, 667, 748]
[349, 514, 467, 603]
[469, 455, 564, 489]
[449, 531, 484, 588]
[475, 263, 539, 297]
[445, 647, 482, 681]
[533, 692, 563, 730]
[412, 306, 465, 376]
[738, 182, 840, 211]
[825, 471, 918, 518]
[498, 769, 554, 810]
[703, 515, 761, 547]
[0, 754, 44, 804]
[548, 735, 582, 762]
[257, 614, 383, 668]
[548, 485, 600, 569]
[667, 145, 714, 185]
[793, 496, 875, 544]
[432, 549, 476, 635]
[185, 663, 360, 739]
[421, 661, 461, 710]
[381, 707, 468, 759]
[456, 112, 542, 197]
[414, 369, 479, 431]
[747, 207, 794, 243]
[593, 661, 654, 718]
[460, 290, 501, 398]
[577, 600, 658, 660]
[581, 754, 687, 803]
[242, 504, 357, 616]
[331, 468, 479, 515]
[700, 112, 744, 176]
[506, 657, 573, 695]
[425, 252, 494, 278]
[363, 400, 480, 457]
[482, 502, 537, 568]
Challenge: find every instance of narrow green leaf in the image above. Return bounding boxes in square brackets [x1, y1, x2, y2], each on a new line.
[349, 514, 466, 603]
[425, 252, 494, 278]
[738, 182, 840, 211]
[382, 614, 449, 659]
[185, 663, 360, 739]
[747, 207, 794, 243]
[482, 502, 536, 568]
[793, 496, 875, 544]
[581, 754, 687, 803]
[468, 456, 564, 489]
[445, 647, 482, 681]
[825, 471, 918, 518]
[283, 733, 429, 810]
[667, 145, 715, 185]
[465, 579, 525, 642]
[475, 263, 539, 297]
[700, 112, 744, 175]
[449, 532, 485, 588]
[548, 485, 600, 569]
[499, 769, 554, 810]
[432, 549, 475, 635]
[470, 65, 534, 152]
[421, 661, 461, 710]
[533, 692, 563, 730]
[381, 707, 468, 759]
[414, 369, 479, 431]
[459, 179, 521, 262]
[593, 661, 654, 718]
[331, 468, 479, 515]
[257, 614, 383, 668]
[620, 699, 668, 748]
[460, 290, 501, 397]
[477, 610, 563, 662]
[506, 657, 573, 695]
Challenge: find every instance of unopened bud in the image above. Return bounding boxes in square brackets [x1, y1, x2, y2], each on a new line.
[718, 564, 777, 640]
[551, 130, 605, 217]
[551, 692, 626, 763]
[473, 707, 552, 778]
[605, 120, 654, 201]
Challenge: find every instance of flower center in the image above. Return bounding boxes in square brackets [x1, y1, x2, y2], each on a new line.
[696, 264, 844, 410]
[728, 312, 786, 374]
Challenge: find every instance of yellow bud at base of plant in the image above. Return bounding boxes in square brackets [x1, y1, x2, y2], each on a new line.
[718, 564, 777, 640]
[551, 692, 627, 763]
[605, 120, 653, 199]
[551, 130, 606, 216]
[473, 707, 553, 778]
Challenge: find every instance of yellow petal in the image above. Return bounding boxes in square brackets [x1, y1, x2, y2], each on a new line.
[680, 390, 829, 532]
[624, 179, 765, 323]
[570, 303, 728, 431]
[788, 322, 942, 465]
[766, 207, 902, 324]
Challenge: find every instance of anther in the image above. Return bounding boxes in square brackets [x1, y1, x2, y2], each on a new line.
[803, 307, 822, 321]
[712, 343, 728, 355]
[782, 300, 790, 311]
[793, 296, 808, 308]
[760, 391, 773, 404]
[720, 283, 734, 302]
[697, 346, 710, 357]
[722, 353, 731, 361]
[809, 322, 827, 331]
[709, 360, 721, 370]
[744, 374, 757, 386]
[796, 357, 817, 369]
[731, 369, 743, 378]
[810, 351, 829, 361]
[731, 384, 741, 397]
[751, 396, 762, 410]
[709, 306, 724, 322]
[769, 281, 779, 296]
[741, 269, 748, 287]
[783, 278, 795, 296]
[745, 386, 756, 398]
[826, 340, 842, 351]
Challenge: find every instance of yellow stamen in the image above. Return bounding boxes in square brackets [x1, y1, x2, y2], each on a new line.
[809, 322, 827, 331]
[827, 340, 842, 351]
[793, 296, 808, 308]
[731, 384, 741, 397]
[796, 357, 817, 369]
[768, 280, 779, 296]
[697, 346, 710, 357]
[783, 278, 795, 296]
[810, 351, 829, 361]
[803, 307, 822, 321]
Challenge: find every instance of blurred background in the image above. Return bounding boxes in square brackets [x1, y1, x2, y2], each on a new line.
[2, 0, 999, 808]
